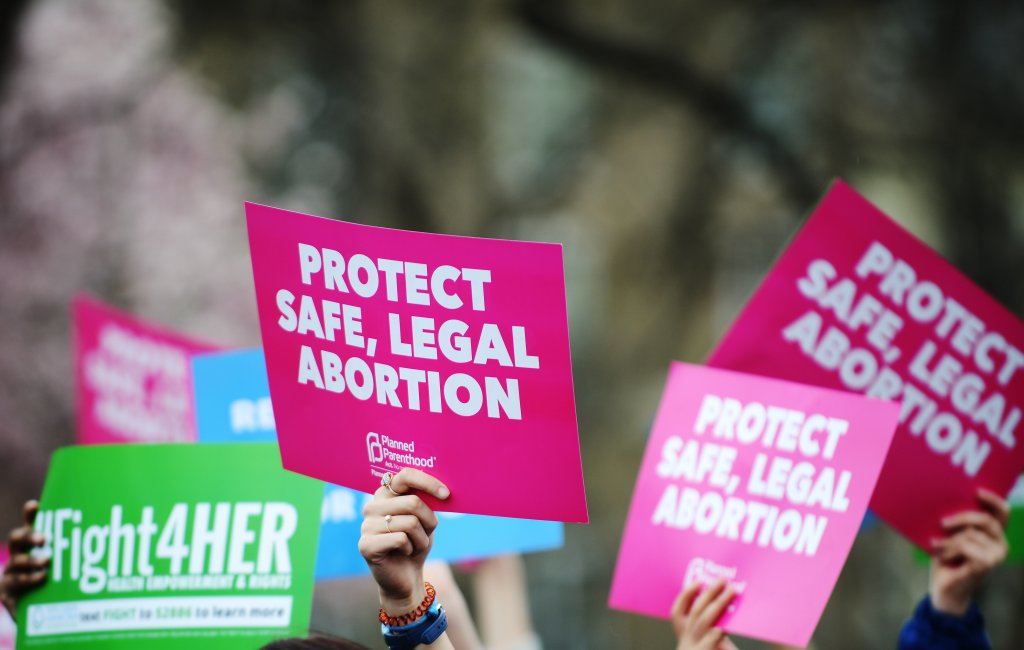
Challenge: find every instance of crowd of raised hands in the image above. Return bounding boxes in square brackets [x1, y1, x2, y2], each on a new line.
[1, 468, 1012, 649]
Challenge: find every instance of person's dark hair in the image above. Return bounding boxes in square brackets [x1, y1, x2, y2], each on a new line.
[260, 635, 371, 650]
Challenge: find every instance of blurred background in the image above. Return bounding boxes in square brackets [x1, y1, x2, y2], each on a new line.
[1, 0, 1022, 648]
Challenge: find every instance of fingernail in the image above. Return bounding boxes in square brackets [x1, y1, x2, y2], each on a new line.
[437, 486, 450, 499]
[32, 534, 45, 544]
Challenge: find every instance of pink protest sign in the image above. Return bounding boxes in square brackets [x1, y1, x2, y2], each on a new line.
[73, 295, 218, 444]
[0, 547, 13, 650]
[609, 363, 899, 647]
[245, 203, 586, 522]
[708, 180, 1024, 549]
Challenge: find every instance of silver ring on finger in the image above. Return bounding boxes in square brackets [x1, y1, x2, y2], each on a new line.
[381, 472, 400, 496]
[384, 514, 393, 534]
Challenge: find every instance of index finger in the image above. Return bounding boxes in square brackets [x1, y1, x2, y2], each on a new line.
[385, 468, 450, 500]
[22, 501, 39, 527]
[689, 578, 727, 623]
[977, 489, 1009, 529]
[8, 526, 44, 555]
[695, 585, 735, 636]
[672, 581, 702, 620]
[941, 511, 1003, 541]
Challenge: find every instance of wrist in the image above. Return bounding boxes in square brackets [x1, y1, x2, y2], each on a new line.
[380, 583, 428, 618]
[382, 600, 448, 650]
[930, 588, 970, 617]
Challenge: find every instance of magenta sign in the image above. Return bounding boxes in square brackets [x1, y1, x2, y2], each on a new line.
[245, 203, 587, 522]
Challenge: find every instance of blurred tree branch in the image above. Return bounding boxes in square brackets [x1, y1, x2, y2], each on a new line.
[513, 0, 821, 207]
[923, 3, 1024, 311]
[0, 0, 29, 96]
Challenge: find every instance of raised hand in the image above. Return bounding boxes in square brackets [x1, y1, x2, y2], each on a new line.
[358, 469, 450, 616]
[929, 488, 1010, 616]
[1, 500, 49, 619]
[671, 578, 739, 650]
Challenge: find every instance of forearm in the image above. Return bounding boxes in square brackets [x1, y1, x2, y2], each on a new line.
[361, 471, 455, 650]
[418, 632, 454, 650]
[473, 555, 538, 649]
[424, 562, 482, 650]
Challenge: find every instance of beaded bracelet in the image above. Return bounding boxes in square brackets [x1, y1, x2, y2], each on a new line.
[379, 582, 437, 627]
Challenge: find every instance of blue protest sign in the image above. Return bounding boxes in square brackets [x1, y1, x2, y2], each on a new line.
[192, 348, 564, 579]
[193, 348, 277, 442]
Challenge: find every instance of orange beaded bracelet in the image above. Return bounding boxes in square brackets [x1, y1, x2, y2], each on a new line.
[379, 582, 437, 627]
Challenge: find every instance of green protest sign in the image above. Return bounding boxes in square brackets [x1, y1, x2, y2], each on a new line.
[17, 443, 323, 649]
[1009, 476, 1024, 563]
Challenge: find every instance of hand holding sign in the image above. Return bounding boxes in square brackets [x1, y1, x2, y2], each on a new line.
[672, 579, 738, 650]
[359, 469, 456, 650]
[0, 501, 47, 620]
[359, 469, 450, 616]
[929, 489, 1009, 616]
[610, 363, 900, 647]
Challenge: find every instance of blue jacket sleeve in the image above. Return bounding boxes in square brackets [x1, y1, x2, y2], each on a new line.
[898, 596, 991, 650]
